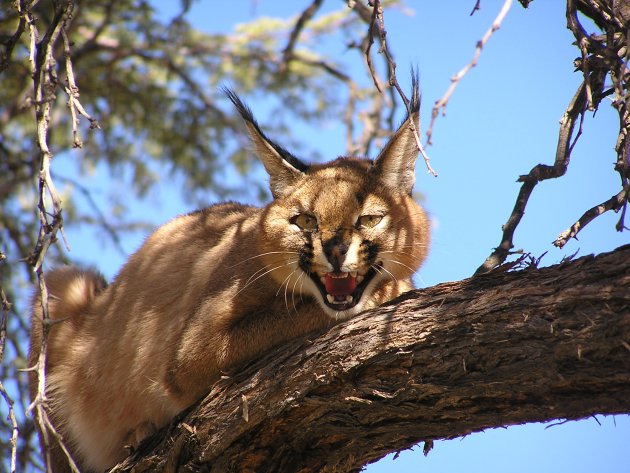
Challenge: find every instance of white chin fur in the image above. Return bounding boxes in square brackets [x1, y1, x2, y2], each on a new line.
[319, 299, 365, 321]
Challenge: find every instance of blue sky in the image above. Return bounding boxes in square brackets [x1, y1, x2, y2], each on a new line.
[51, 1, 629, 471]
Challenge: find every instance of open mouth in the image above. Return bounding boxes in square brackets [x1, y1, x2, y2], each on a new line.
[309, 267, 378, 311]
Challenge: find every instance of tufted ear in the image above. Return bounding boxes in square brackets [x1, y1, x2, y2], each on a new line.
[373, 76, 421, 196]
[224, 89, 308, 198]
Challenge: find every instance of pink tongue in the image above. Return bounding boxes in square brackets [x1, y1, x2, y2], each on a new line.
[325, 273, 357, 296]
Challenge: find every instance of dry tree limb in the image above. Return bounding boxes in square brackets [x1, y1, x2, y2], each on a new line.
[0, 282, 18, 473]
[470, 0, 482, 16]
[426, 0, 512, 146]
[280, 0, 324, 69]
[364, 0, 383, 93]
[608, 5, 630, 237]
[554, 186, 630, 247]
[567, 0, 596, 110]
[475, 82, 588, 274]
[61, 29, 100, 149]
[363, 0, 437, 176]
[55, 175, 128, 255]
[112, 246, 630, 473]
[477, 0, 629, 273]
[0, 380, 18, 473]
[0, 2, 27, 74]
[345, 2, 390, 155]
[272, 1, 365, 156]
[19, 1, 96, 471]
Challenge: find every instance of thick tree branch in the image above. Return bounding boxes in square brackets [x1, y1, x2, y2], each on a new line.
[113, 245, 630, 473]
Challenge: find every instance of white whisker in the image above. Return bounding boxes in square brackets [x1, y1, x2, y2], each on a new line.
[298, 272, 306, 305]
[371, 264, 384, 276]
[229, 251, 297, 268]
[373, 263, 398, 284]
[382, 258, 418, 274]
[276, 269, 296, 298]
[244, 261, 280, 287]
[291, 271, 305, 315]
[236, 260, 298, 296]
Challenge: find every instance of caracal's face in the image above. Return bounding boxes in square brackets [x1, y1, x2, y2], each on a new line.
[260, 160, 428, 320]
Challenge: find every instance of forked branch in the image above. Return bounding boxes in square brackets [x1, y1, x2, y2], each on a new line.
[19, 1, 99, 471]
[476, 0, 628, 273]
[362, 0, 437, 176]
[475, 82, 588, 274]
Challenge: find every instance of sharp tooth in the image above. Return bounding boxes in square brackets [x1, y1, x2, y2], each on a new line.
[320, 277, 326, 285]
[345, 295, 353, 303]
[350, 271, 358, 278]
[326, 294, 335, 304]
[356, 275, 364, 283]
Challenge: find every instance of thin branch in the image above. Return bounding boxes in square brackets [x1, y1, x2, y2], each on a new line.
[61, 28, 100, 149]
[554, 186, 630, 247]
[363, 0, 437, 176]
[280, 0, 324, 69]
[0, 256, 11, 365]
[0, 275, 18, 473]
[364, 0, 382, 93]
[426, 0, 512, 146]
[0, 2, 27, 74]
[475, 82, 588, 274]
[470, 0, 482, 16]
[55, 175, 127, 255]
[21, 1, 85, 471]
[0, 381, 18, 473]
[567, 0, 596, 111]
[476, 0, 629, 273]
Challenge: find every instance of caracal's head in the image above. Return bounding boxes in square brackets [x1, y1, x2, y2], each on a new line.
[226, 79, 430, 320]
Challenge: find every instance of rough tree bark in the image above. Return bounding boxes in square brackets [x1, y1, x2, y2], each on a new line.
[113, 245, 630, 473]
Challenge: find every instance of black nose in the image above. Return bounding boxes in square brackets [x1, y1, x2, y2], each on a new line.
[323, 237, 349, 271]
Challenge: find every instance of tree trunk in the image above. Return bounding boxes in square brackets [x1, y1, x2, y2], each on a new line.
[113, 245, 630, 473]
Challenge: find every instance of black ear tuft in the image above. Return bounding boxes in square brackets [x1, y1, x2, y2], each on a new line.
[410, 67, 420, 115]
[223, 88, 309, 174]
[223, 88, 309, 197]
[222, 87, 256, 129]
[372, 74, 421, 195]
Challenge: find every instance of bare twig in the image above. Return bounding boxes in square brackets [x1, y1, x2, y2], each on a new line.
[281, 0, 324, 69]
[364, 0, 383, 93]
[0, 277, 18, 473]
[476, 0, 629, 274]
[55, 175, 127, 255]
[0, 253, 11, 365]
[475, 82, 588, 274]
[61, 29, 100, 149]
[0, 3, 27, 74]
[363, 0, 437, 176]
[470, 1, 482, 16]
[426, 0, 512, 146]
[20, 1, 88, 470]
[0, 380, 18, 473]
[554, 186, 630, 247]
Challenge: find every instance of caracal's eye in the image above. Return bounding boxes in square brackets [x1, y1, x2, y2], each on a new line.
[357, 214, 383, 229]
[292, 213, 318, 231]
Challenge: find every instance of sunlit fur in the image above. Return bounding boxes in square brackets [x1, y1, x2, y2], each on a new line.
[259, 159, 429, 320]
[29, 83, 429, 473]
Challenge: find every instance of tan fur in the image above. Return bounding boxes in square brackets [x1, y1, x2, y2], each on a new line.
[29, 87, 430, 472]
